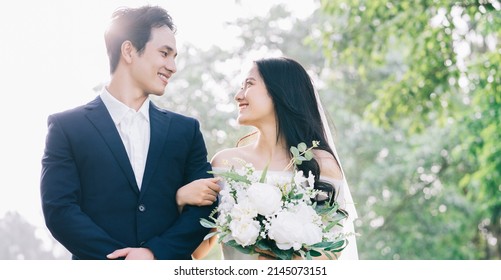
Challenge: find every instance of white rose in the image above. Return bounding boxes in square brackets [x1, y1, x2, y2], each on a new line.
[247, 183, 283, 216]
[229, 218, 261, 247]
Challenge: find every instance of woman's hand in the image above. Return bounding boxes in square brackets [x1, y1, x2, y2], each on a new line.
[192, 228, 218, 260]
[176, 177, 221, 208]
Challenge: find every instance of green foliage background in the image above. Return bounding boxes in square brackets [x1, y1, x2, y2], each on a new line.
[317, 0, 500, 259]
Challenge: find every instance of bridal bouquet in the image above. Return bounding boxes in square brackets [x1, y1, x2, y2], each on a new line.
[201, 141, 349, 260]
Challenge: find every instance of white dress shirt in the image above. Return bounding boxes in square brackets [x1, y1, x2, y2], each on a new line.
[100, 88, 150, 190]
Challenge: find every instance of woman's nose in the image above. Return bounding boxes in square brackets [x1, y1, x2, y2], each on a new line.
[234, 88, 244, 101]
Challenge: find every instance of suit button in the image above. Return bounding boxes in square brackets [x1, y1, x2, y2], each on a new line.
[138, 204, 146, 212]
[140, 241, 146, 246]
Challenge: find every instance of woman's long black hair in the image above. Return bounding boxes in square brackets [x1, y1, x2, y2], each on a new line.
[251, 57, 344, 208]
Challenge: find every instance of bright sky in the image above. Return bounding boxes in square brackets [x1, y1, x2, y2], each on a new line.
[0, 0, 317, 235]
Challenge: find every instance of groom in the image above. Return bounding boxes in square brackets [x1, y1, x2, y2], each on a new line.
[40, 5, 219, 260]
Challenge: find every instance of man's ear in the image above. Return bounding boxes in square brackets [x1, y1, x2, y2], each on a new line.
[120, 40, 135, 64]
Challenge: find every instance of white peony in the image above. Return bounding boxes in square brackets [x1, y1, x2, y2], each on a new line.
[268, 211, 303, 250]
[268, 204, 323, 250]
[302, 223, 323, 245]
[247, 183, 283, 216]
[295, 203, 323, 245]
[295, 203, 321, 225]
[229, 218, 261, 247]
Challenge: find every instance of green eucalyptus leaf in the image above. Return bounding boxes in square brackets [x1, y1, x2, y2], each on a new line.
[259, 161, 270, 183]
[200, 218, 216, 228]
[325, 221, 338, 232]
[298, 142, 307, 152]
[203, 231, 218, 240]
[305, 151, 314, 160]
[330, 240, 346, 250]
[312, 241, 334, 248]
[290, 146, 300, 157]
[218, 172, 251, 184]
[272, 247, 293, 260]
[308, 249, 322, 257]
[256, 240, 273, 251]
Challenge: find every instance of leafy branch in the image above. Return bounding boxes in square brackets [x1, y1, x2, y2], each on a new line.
[285, 140, 320, 170]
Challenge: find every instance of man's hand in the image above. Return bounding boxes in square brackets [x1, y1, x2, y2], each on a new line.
[107, 247, 155, 260]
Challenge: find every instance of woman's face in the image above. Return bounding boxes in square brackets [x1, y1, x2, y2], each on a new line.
[234, 64, 275, 127]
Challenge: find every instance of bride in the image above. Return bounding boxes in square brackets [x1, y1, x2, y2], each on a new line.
[176, 57, 358, 260]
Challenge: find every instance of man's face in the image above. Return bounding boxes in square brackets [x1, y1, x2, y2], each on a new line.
[130, 26, 177, 96]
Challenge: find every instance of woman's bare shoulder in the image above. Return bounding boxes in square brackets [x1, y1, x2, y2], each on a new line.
[313, 149, 343, 180]
[211, 146, 250, 168]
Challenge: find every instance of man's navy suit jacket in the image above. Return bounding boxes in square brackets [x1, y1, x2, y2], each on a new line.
[41, 96, 215, 259]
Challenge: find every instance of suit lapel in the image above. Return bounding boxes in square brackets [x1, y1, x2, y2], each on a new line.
[140, 103, 172, 196]
[85, 97, 139, 195]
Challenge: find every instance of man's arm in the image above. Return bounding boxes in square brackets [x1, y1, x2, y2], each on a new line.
[143, 119, 217, 259]
[41, 114, 126, 259]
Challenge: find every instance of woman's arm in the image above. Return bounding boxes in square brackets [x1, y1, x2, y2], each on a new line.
[314, 149, 345, 260]
[191, 228, 218, 259]
[176, 178, 221, 212]
[176, 147, 240, 210]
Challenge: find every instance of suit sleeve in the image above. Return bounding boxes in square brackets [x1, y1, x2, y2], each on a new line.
[143, 119, 216, 259]
[40, 115, 126, 259]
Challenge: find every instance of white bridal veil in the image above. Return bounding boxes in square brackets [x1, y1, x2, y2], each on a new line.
[315, 90, 359, 260]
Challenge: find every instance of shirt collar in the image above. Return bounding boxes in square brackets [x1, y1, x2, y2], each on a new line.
[100, 87, 150, 125]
